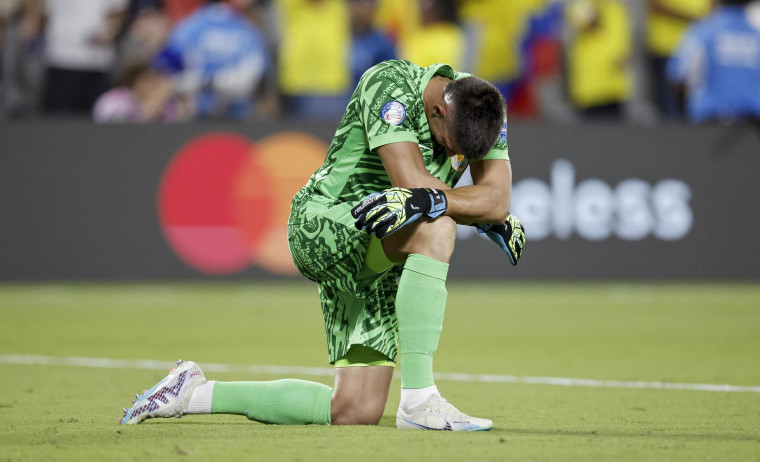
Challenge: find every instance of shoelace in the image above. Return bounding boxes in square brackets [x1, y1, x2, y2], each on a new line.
[427, 395, 468, 420]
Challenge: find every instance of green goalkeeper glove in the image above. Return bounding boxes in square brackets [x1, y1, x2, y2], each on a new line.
[473, 213, 526, 266]
[352, 187, 448, 238]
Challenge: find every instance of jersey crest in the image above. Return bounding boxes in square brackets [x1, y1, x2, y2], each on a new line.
[450, 153, 468, 173]
[381, 101, 406, 126]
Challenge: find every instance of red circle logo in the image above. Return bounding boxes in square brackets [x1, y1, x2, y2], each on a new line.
[157, 131, 328, 275]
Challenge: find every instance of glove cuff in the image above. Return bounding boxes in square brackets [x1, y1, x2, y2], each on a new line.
[424, 188, 447, 218]
[472, 223, 491, 234]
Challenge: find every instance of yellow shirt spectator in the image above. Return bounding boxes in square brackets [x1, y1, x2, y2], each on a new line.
[566, 0, 632, 109]
[276, 0, 350, 96]
[375, 0, 419, 44]
[459, 0, 544, 85]
[399, 22, 465, 69]
[647, 0, 713, 57]
[396, 0, 465, 69]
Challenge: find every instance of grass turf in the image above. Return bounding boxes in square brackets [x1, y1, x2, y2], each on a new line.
[1, 282, 758, 461]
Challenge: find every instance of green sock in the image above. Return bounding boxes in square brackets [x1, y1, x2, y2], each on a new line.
[395, 253, 449, 389]
[211, 379, 333, 425]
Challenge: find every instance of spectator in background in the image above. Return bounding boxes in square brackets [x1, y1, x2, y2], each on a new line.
[1, 0, 45, 117]
[275, 0, 351, 118]
[349, 0, 396, 87]
[565, 0, 634, 119]
[374, 0, 419, 44]
[117, 0, 170, 78]
[233, 0, 280, 117]
[235, 0, 277, 45]
[646, 0, 714, 118]
[155, 0, 269, 120]
[668, 0, 760, 123]
[524, 0, 576, 122]
[503, 0, 571, 120]
[399, 0, 465, 69]
[92, 60, 191, 123]
[458, 0, 539, 106]
[162, 0, 205, 25]
[42, 0, 128, 115]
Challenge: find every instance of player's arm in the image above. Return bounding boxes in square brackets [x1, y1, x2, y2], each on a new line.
[376, 142, 511, 224]
[355, 142, 524, 265]
[377, 141, 450, 189]
[445, 158, 511, 225]
[465, 159, 524, 266]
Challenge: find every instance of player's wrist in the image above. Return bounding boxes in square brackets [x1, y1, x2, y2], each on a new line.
[422, 188, 447, 218]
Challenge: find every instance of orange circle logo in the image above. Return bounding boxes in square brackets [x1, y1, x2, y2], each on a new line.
[157, 131, 328, 275]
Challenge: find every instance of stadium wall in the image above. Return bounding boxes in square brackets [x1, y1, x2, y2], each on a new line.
[2, 120, 759, 281]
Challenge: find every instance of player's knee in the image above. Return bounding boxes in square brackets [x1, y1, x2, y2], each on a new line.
[331, 408, 383, 426]
[410, 216, 457, 260]
[383, 217, 457, 263]
[382, 215, 456, 263]
[429, 215, 457, 241]
[330, 395, 385, 426]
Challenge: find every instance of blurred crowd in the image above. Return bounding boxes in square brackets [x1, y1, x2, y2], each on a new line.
[1, 0, 759, 124]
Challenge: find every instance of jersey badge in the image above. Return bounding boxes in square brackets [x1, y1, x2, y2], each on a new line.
[381, 101, 406, 126]
[450, 153, 468, 173]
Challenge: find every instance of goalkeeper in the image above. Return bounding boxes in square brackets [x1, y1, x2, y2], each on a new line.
[120, 60, 525, 431]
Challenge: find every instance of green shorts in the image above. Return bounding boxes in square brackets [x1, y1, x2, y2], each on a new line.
[288, 197, 402, 365]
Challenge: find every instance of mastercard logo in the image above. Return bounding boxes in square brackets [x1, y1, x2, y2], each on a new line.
[157, 131, 328, 276]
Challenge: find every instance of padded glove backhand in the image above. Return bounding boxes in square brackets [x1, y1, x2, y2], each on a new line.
[473, 213, 525, 266]
[351, 187, 448, 238]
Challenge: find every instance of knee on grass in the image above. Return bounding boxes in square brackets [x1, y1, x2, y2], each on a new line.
[330, 397, 385, 426]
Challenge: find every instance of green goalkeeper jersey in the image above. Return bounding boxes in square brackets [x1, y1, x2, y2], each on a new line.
[292, 59, 509, 212]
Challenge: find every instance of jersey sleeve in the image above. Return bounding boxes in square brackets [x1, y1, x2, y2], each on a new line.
[358, 65, 420, 151]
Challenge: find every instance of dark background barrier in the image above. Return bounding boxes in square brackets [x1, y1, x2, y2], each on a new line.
[2, 121, 759, 281]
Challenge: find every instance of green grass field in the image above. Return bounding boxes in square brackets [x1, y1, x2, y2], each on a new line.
[1, 282, 759, 461]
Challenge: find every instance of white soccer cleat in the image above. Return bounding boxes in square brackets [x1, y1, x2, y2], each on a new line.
[396, 394, 493, 431]
[120, 359, 206, 425]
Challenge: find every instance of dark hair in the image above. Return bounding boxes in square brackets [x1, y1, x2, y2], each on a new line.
[443, 76, 505, 161]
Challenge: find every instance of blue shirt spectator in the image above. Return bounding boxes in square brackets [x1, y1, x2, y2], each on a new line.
[351, 29, 396, 87]
[349, 0, 395, 87]
[668, 1, 760, 123]
[155, 0, 269, 119]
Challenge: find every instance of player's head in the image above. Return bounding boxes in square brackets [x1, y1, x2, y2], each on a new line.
[439, 76, 505, 161]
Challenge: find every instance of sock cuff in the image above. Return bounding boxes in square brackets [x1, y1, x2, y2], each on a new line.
[187, 381, 215, 414]
[404, 254, 449, 281]
[313, 383, 334, 425]
[400, 384, 439, 410]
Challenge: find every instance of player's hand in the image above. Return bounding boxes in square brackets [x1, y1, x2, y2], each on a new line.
[352, 187, 448, 238]
[473, 214, 525, 266]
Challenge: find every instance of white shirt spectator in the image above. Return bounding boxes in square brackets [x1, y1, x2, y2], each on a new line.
[44, 0, 127, 71]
